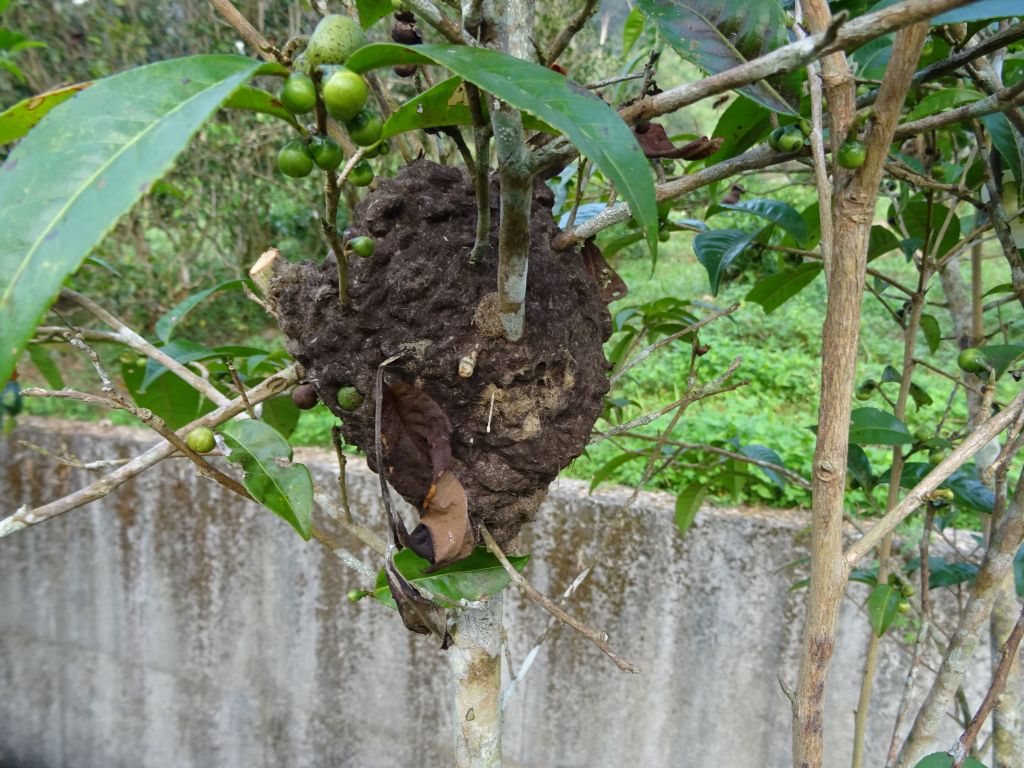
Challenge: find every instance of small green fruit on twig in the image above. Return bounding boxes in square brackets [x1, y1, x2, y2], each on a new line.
[280, 73, 317, 114]
[837, 139, 867, 170]
[347, 589, 369, 602]
[347, 236, 376, 258]
[322, 68, 368, 122]
[776, 126, 804, 153]
[310, 136, 344, 171]
[348, 159, 374, 187]
[305, 14, 366, 67]
[855, 379, 876, 401]
[336, 386, 364, 410]
[278, 139, 314, 178]
[957, 347, 989, 375]
[346, 109, 383, 147]
[186, 427, 216, 454]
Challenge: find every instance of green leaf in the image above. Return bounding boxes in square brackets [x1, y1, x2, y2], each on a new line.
[908, 382, 933, 410]
[849, 407, 912, 446]
[356, 0, 394, 28]
[910, 754, 986, 768]
[694, 228, 756, 294]
[139, 339, 215, 391]
[372, 547, 529, 608]
[636, 0, 799, 114]
[981, 112, 1023, 193]
[740, 444, 787, 488]
[977, 344, 1024, 377]
[383, 75, 471, 139]
[589, 451, 645, 492]
[0, 82, 90, 145]
[891, 200, 961, 260]
[261, 394, 301, 440]
[711, 198, 808, 245]
[220, 418, 313, 540]
[345, 43, 658, 252]
[745, 262, 822, 313]
[905, 87, 983, 121]
[703, 95, 770, 166]
[867, 583, 901, 637]
[0, 54, 270, 386]
[1014, 542, 1023, 598]
[899, 463, 995, 513]
[155, 278, 247, 342]
[870, 0, 1018, 24]
[675, 483, 706, 538]
[623, 6, 646, 54]
[847, 443, 875, 492]
[920, 314, 941, 353]
[122, 355, 214, 430]
[222, 85, 299, 128]
[26, 344, 64, 389]
[867, 225, 900, 261]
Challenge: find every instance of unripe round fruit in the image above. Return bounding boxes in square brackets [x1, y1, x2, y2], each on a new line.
[768, 127, 786, 151]
[310, 136, 344, 171]
[280, 73, 317, 114]
[928, 447, 949, 465]
[346, 109, 383, 147]
[898, 601, 911, 614]
[659, 230, 671, 243]
[957, 347, 989, 374]
[855, 386, 873, 401]
[776, 126, 804, 153]
[322, 68, 368, 122]
[913, 427, 931, 443]
[348, 159, 374, 187]
[837, 139, 867, 170]
[348, 236, 376, 258]
[306, 14, 366, 67]
[347, 589, 369, 602]
[336, 386, 364, 410]
[187, 427, 216, 454]
[277, 139, 314, 178]
[291, 383, 319, 410]
[921, 38, 935, 58]
[901, 583, 917, 598]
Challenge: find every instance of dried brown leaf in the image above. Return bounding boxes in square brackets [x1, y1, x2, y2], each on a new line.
[384, 556, 450, 646]
[413, 470, 474, 567]
[581, 239, 628, 303]
[634, 122, 723, 159]
[381, 380, 452, 501]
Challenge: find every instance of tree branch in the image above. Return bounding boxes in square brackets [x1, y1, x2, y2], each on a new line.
[543, 0, 598, 65]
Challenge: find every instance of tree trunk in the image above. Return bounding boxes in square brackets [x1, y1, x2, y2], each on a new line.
[449, 594, 504, 768]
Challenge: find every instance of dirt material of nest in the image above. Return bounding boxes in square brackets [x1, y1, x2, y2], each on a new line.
[271, 160, 611, 548]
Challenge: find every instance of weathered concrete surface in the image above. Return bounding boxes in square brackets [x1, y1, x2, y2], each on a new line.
[0, 419, 983, 767]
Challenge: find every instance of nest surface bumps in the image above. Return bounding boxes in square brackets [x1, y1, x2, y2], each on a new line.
[272, 160, 611, 546]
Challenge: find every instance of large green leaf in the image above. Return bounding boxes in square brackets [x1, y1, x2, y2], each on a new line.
[636, 0, 800, 114]
[710, 198, 808, 245]
[847, 443, 875, 492]
[867, 583, 900, 637]
[345, 43, 658, 251]
[899, 462, 995, 514]
[0, 54, 271, 385]
[919, 314, 941, 353]
[372, 547, 529, 608]
[0, 82, 90, 145]
[745, 262, 822, 313]
[911, 754, 986, 768]
[870, 0, 1018, 23]
[356, 0, 393, 28]
[703, 95, 770, 166]
[222, 85, 299, 128]
[122, 355, 215, 430]
[623, 6, 647, 55]
[740, 443, 787, 488]
[849, 407, 912, 446]
[978, 343, 1024, 377]
[905, 87, 983, 121]
[694, 228, 757, 294]
[675, 483, 706, 538]
[220, 418, 313, 539]
[981, 113, 1024, 198]
[891, 200, 961, 260]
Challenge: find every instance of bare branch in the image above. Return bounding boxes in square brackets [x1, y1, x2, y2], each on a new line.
[209, 0, 281, 61]
[544, 0, 599, 65]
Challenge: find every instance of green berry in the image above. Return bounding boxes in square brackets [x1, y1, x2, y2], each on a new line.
[768, 127, 786, 152]
[913, 427, 931, 443]
[306, 14, 367, 67]
[280, 73, 317, 114]
[322, 68, 369, 122]
[776, 126, 804, 153]
[957, 347, 989, 374]
[348, 236, 376, 258]
[277, 139, 314, 178]
[186, 427, 216, 454]
[837, 139, 867, 170]
[347, 589, 369, 602]
[658, 229, 671, 243]
[346, 109, 383, 147]
[310, 136, 345, 171]
[898, 601, 911, 614]
[928, 447, 949, 465]
[901, 583, 917, 598]
[348, 159, 374, 187]
[336, 386, 364, 410]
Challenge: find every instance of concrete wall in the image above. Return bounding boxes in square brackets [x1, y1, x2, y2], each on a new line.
[0, 419, 981, 768]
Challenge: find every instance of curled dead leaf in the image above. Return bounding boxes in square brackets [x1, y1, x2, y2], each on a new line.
[580, 239, 628, 303]
[633, 122, 724, 160]
[381, 380, 452, 501]
[384, 555, 452, 648]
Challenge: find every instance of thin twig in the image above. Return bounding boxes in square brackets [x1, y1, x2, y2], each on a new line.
[480, 526, 638, 673]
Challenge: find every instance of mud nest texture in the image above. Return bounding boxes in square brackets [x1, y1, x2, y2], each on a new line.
[272, 160, 611, 547]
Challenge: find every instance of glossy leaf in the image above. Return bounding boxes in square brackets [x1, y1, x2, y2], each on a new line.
[920, 313, 941, 353]
[222, 85, 299, 128]
[867, 583, 900, 637]
[675, 483, 706, 538]
[122, 356, 214, 430]
[589, 451, 645, 492]
[745, 262, 822, 313]
[0, 54, 270, 385]
[911, 754, 986, 768]
[849, 407, 912, 446]
[892, 200, 961, 260]
[981, 112, 1023, 194]
[0, 82, 90, 145]
[220, 418, 313, 540]
[704, 95, 770, 166]
[261, 394, 301, 440]
[977, 344, 1024, 377]
[356, 0, 393, 28]
[900, 462, 995, 514]
[867, 225, 900, 261]
[623, 6, 646, 54]
[740, 444, 787, 488]
[694, 228, 756, 294]
[847, 443, 875, 492]
[155, 278, 247, 342]
[905, 88, 982, 121]
[372, 547, 529, 608]
[383, 75, 472, 139]
[26, 344, 63, 389]
[346, 43, 658, 251]
[710, 198, 808, 245]
[636, 0, 799, 114]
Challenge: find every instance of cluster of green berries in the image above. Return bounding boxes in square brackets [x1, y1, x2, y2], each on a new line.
[274, 15, 388, 185]
[767, 119, 867, 171]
